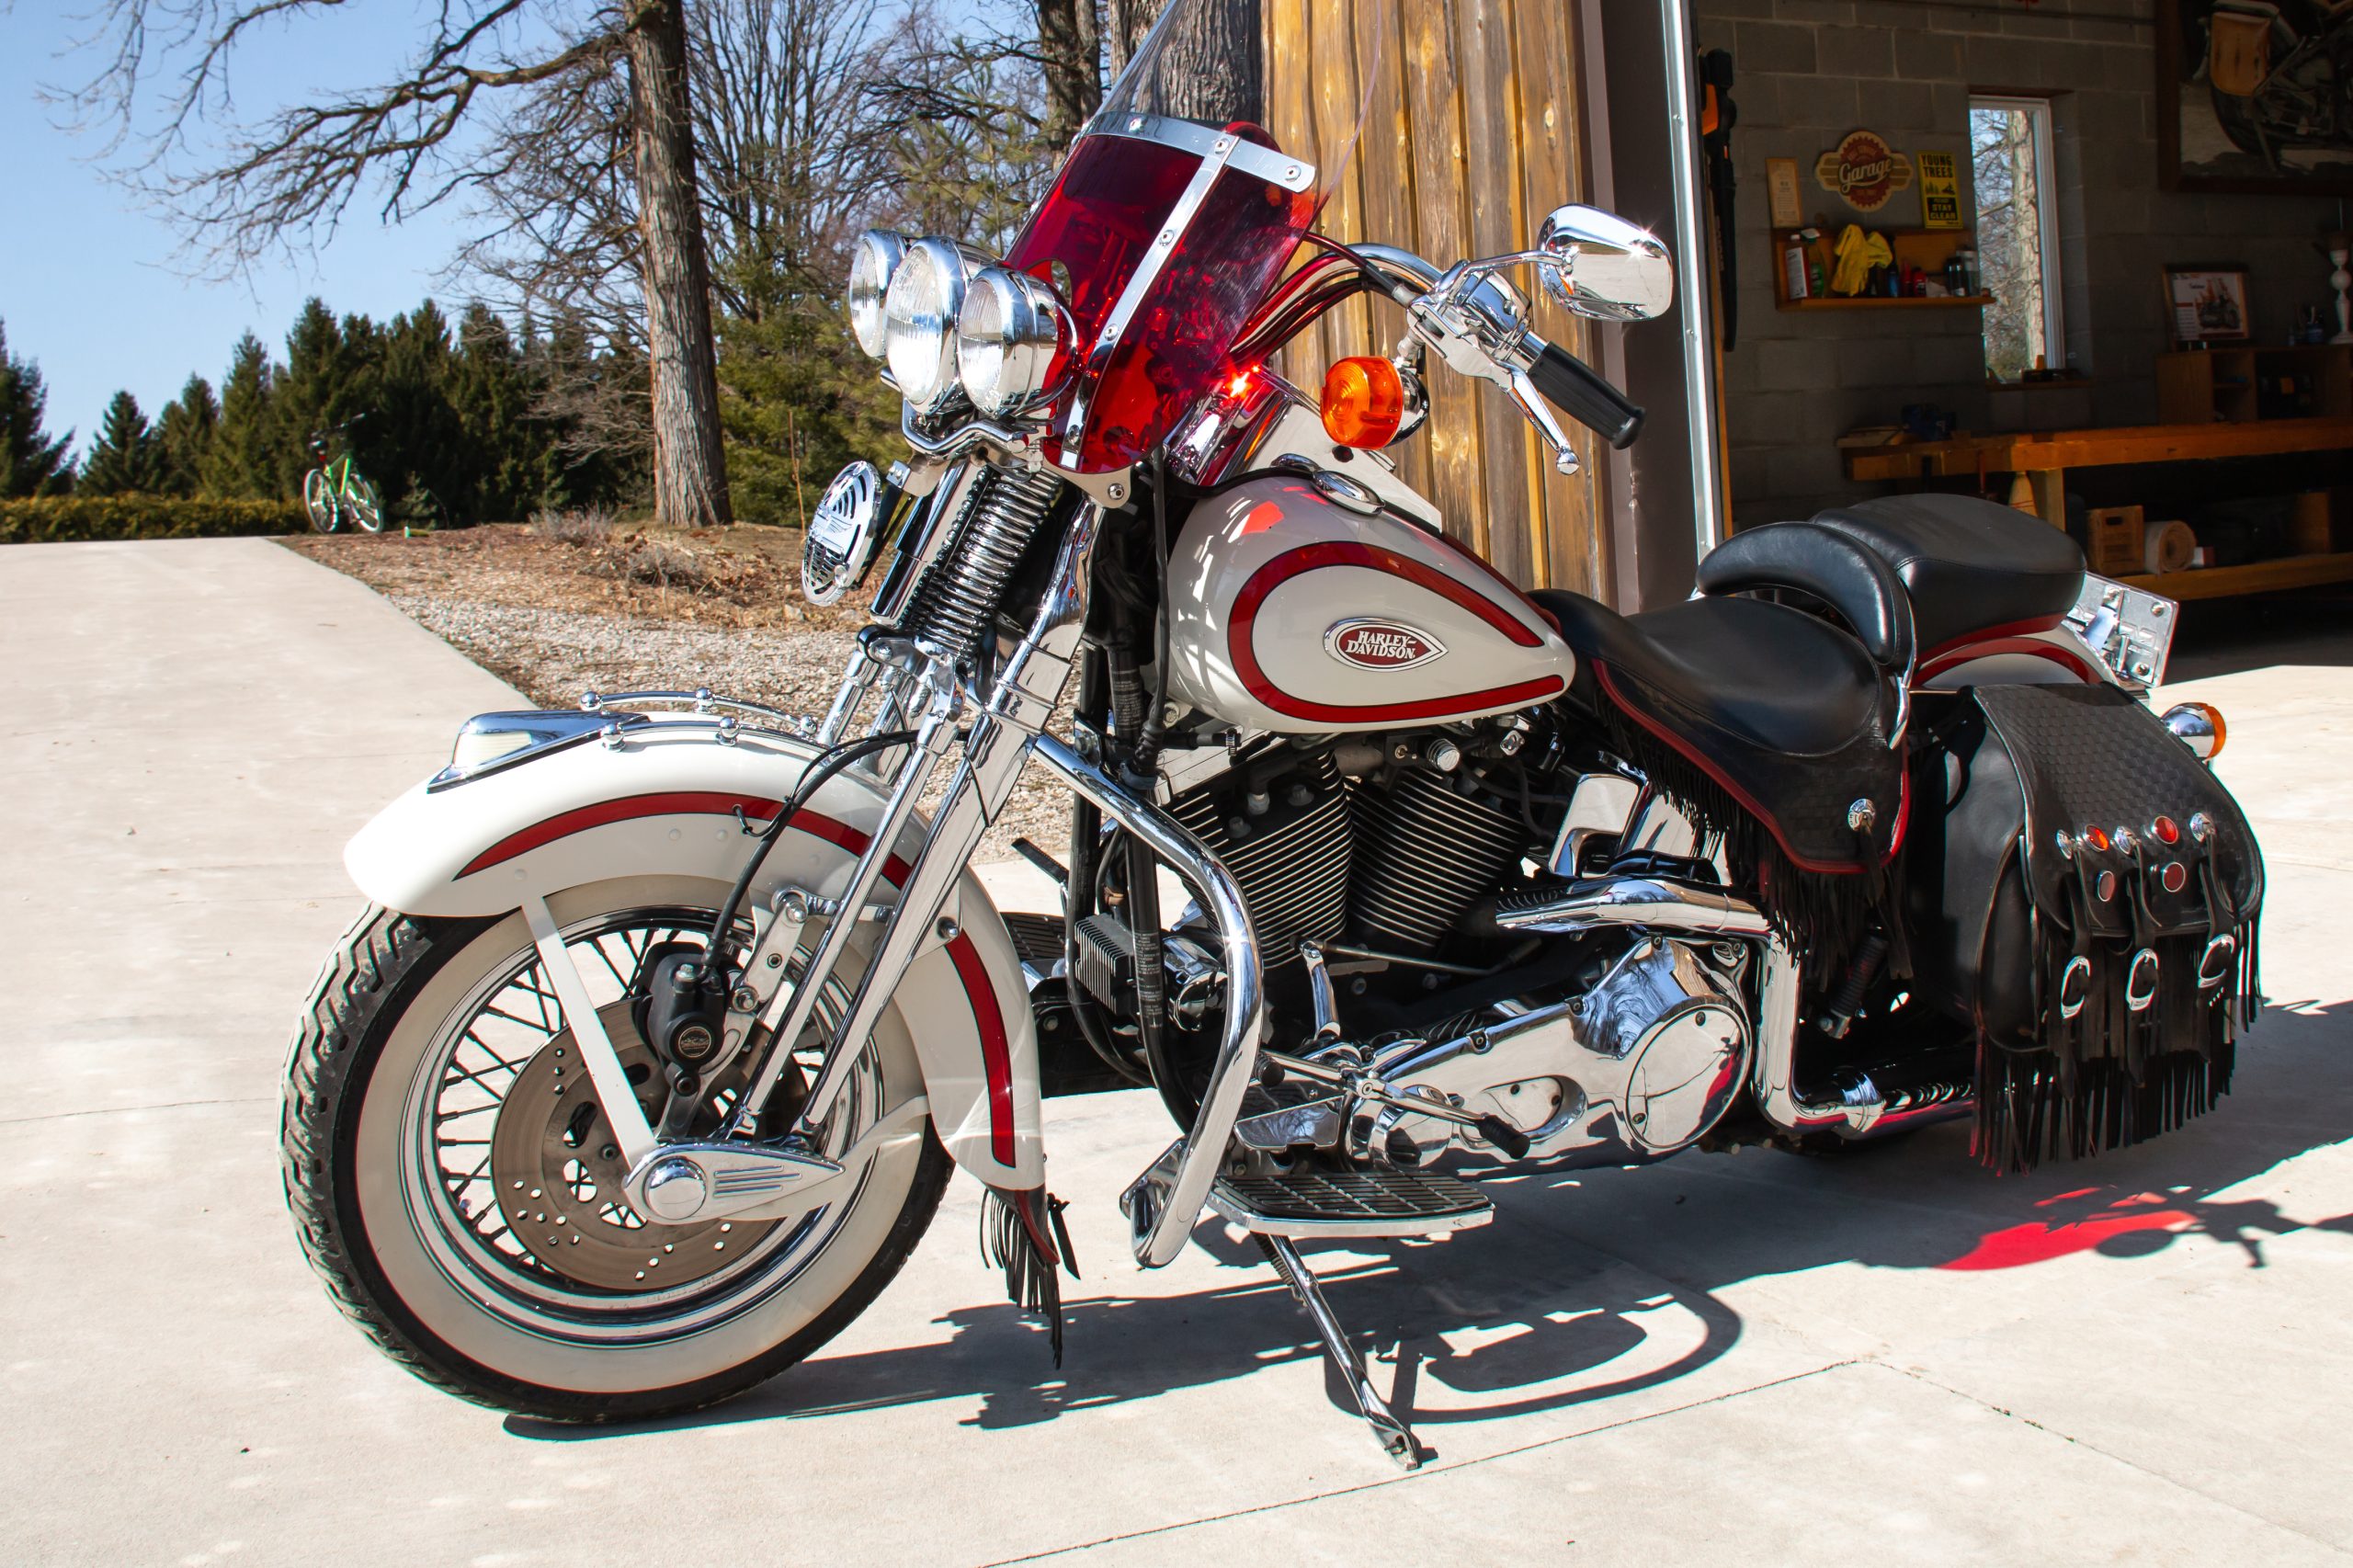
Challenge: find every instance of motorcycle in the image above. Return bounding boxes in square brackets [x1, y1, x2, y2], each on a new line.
[283, 0, 2264, 1467]
[2199, 0, 2353, 169]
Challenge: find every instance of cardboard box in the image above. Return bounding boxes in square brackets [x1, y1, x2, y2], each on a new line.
[2086, 506, 2146, 575]
[2290, 490, 2338, 556]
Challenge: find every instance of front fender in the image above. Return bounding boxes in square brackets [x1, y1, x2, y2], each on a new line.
[345, 717, 1042, 1187]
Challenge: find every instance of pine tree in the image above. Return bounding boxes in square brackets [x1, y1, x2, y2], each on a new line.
[205, 333, 278, 500]
[716, 253, 897, 529]
[271, 298, 369, 497]
[0, 319, 75, 498]
[155, 375, 220, 496]
[79, 391, 165, 494]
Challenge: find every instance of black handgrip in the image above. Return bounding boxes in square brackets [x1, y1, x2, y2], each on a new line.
[1527, 341, 1643, 449]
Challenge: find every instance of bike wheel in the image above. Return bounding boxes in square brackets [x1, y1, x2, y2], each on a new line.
[302, 469, 339, 533]
[344, 473, 386, 533]
[282, 878, 949, 1421]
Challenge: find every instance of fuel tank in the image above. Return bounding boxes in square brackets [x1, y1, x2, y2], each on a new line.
[1164, 472, 1576, 733]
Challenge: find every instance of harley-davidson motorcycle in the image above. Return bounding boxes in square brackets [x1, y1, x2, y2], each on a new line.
[283, 0, 2263, 1466]
[2196, 0, 2353, 168]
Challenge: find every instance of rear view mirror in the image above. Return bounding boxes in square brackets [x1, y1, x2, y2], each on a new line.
[1535, 205, 1674, 323]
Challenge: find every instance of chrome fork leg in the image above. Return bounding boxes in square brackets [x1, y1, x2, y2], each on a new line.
[1256, 1235, 1421, 1471]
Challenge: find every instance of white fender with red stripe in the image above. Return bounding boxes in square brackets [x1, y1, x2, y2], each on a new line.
[344, 720, 1040, 1187]
[1164, 474, 1576, 733]
[1915, 618, 2111, 688]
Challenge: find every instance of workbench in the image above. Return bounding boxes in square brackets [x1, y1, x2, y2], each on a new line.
[1842, 416, 2353, 599]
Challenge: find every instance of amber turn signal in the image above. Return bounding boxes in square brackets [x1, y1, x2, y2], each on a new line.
[1322, 357, 1406, 449]
[2163, 701, 2226, 761]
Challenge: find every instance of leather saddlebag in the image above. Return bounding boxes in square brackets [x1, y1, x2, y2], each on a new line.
[1905, 685, 2263, 1172]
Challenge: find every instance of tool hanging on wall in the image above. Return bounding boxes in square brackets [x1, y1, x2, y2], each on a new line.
[1699, 49, 1738, 351]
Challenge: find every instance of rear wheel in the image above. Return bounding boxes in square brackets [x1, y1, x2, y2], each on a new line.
[302, 469, 338, 533]
[281, 878, 949, 1421]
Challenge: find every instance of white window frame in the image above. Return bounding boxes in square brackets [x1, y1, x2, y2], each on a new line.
[1971, 94, 2066, 379]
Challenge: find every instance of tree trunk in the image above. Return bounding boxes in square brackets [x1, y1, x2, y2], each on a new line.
[1037, 0, 1103, 150]
[627, 0, 732, 528]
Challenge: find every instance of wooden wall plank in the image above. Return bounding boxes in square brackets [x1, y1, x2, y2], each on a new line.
[1349, 0, 1431, 504]
[1256, 0, 1606, 593]
[1514, 0, 1605, 594]
[1398, 0, 1486, 557]
[1455, 0, 1535, 584]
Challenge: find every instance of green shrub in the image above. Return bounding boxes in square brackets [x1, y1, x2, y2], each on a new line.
[0, 494, 308, 543]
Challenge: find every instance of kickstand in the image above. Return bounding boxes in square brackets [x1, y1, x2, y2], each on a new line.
[1257, 1234, 1422, 1470]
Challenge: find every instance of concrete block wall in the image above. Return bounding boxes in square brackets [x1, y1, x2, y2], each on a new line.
[1699, 0, 2346, 528]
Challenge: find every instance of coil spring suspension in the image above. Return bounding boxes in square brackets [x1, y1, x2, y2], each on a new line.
[902, 463, 1065, 664]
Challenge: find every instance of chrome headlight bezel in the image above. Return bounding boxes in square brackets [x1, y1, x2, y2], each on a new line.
[956, 267, 1074, 417]
[883, 237, 989, 415]
[846, 229, 906, 359]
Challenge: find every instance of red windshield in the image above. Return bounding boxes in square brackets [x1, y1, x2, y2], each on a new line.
[1006, 131, 1313, 472]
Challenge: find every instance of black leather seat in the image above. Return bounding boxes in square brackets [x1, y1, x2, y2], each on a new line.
[1809, 494, 2084, 655]
[1532, 589, 1904, 871]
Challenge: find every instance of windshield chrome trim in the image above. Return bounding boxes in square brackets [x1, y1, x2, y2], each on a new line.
[1085, 112, 1315, 192]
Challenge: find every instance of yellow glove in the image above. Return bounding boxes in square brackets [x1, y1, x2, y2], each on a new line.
[1831, 224, 1893, 295]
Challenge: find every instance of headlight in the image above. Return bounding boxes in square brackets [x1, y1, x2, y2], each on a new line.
[883, 237, 986, 414]
[846, 230, 906, 359]
[956, 267, 1073, 416]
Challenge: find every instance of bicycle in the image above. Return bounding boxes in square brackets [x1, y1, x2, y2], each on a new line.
[303, 419, 386, 534]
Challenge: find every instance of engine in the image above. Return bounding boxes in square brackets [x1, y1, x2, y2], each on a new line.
[1159, 724, 1534, 970]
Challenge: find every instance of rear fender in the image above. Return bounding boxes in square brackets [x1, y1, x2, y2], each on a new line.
[344, 718, 1040, 1187]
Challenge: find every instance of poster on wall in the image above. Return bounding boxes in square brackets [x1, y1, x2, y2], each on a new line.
[1814, 131, 1915, 213]
[2165, 266, 2252, 344]
[1916, 151, 1963, 228]
[2159, 0, 2353, 194]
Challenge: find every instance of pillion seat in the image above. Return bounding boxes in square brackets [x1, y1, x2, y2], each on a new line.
[1805, 493, 2085, 657]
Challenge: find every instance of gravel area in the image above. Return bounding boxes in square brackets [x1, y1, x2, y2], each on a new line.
[393, 593, 1071, 866]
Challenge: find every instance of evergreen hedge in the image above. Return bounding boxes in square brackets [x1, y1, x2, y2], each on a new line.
[0, 494, 308, 544]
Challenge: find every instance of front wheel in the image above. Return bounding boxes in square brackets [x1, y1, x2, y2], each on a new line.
[281, 879, 949, 1421]
[302, 469, 339, 532]
[344, 473, 386, 533]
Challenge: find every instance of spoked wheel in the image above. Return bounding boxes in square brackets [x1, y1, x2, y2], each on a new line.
[283, 876, 949, 1421]
[344, 474, 386, 533]
[302, 469, 339, 533]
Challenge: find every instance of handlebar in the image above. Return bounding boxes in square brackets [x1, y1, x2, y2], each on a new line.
[1527, 341, 1643, 449]
[1349, 241, 1643, 463]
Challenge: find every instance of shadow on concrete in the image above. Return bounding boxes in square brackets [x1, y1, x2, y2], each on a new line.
[2165, 588, 2353, 681]
[506, 1000, 2350, 1449]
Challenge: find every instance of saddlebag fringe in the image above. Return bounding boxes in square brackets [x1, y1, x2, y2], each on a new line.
[1597, 702, 1903, 977]
[981, 1187, 1079, 1367]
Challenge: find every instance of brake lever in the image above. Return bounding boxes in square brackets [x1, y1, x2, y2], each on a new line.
[1405, 269, 1583, 477]
[1507, 369, 1583, 476]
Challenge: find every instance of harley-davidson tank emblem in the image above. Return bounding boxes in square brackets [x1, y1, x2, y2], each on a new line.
[1325, 619, 1447, 671]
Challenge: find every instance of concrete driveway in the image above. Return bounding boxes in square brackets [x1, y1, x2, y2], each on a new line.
[4, 538, 2349, 1566]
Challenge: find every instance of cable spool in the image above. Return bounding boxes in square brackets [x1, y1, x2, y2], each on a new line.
[2143, 519, 2196, 575]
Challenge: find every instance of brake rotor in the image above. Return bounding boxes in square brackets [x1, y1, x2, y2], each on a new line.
[487, 999, 777, 1291]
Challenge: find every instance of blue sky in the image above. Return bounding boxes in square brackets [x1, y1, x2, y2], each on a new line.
[1, 5, 485, 456]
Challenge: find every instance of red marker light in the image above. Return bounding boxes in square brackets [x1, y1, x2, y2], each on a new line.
[2154, 816, 2180, 845]
[2084, 825, 2111, 852]
[2161, 862, 2188, 893]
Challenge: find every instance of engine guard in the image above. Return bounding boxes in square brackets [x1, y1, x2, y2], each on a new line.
[344, 712, 1043, 1188]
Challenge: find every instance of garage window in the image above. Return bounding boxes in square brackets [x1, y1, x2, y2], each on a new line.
[1972, 95, 2064, 384]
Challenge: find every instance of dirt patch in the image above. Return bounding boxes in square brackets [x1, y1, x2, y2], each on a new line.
[283, 521, 1072, 866]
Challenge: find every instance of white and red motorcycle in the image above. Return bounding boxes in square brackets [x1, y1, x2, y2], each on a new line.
[285, 0, 2262, 1466]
